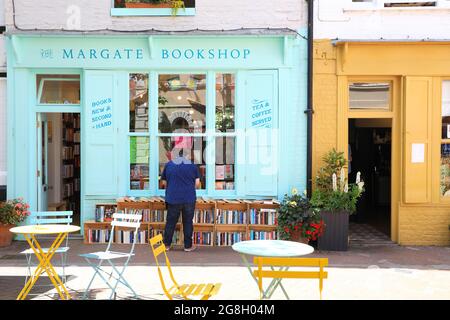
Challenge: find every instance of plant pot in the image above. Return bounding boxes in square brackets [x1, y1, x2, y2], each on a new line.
[0, 224, 15, 247]
[125, 3, 172, 8]
[318, 210, 349, 251]
[289, 230, 309, 244]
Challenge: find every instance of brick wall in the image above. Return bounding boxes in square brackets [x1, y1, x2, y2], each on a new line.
[4, 0, 306, 31]
[399, 206, 450, 246]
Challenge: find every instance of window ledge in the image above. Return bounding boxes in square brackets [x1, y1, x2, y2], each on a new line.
[111, 8, 196, 16]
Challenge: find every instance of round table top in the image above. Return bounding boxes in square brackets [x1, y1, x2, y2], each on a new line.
[9, 224, 80, 235]
[232, 240, 314, 257]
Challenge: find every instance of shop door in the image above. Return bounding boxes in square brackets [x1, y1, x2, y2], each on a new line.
[37, 113, 49, 211]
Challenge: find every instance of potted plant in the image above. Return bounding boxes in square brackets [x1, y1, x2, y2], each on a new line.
[310, 149, 365, 251]
[277, 188, 324, 244]
[0, 198, 31, 247]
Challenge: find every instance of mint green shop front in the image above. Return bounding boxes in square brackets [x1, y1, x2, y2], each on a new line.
[5, 33, 308, 231]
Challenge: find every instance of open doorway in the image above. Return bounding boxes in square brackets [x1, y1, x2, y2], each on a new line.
[37, 112, 81, 228]
[348, 118, 391, 238]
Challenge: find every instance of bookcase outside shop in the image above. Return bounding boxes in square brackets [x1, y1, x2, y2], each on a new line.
[84, 198, 279, 246]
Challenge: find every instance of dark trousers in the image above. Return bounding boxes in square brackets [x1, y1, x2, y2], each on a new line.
[163, 202, 195, 248]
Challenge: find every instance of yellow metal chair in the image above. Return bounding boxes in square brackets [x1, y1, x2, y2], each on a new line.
[149, 234, 221, 300]
[253, 257, 328, 300]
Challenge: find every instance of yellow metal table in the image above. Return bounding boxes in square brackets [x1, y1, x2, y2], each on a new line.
[10, 224, 80, 300]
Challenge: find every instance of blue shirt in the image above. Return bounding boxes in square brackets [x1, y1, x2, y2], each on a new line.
[161, 156, 200, 204]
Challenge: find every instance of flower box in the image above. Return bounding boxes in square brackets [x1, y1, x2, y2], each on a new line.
[125, 3, 172, 8]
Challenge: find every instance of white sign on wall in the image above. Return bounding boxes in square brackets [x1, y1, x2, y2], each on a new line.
[411, 143, 425, 163]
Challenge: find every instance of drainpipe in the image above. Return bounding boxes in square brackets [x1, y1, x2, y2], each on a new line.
[305, 0, 314, 197]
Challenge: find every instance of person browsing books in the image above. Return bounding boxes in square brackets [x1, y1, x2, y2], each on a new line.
[160, 146, 201, 252]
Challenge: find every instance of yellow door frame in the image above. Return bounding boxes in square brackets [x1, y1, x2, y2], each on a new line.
[337, 75, 401, 242]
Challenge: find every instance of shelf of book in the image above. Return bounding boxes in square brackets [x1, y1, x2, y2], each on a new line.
[247, 202, 278, 241]
[83, 198, 280, 246]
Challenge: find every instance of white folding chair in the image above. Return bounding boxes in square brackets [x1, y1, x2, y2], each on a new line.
[20, 211, 73, 287]
[80, 212, 142, 300]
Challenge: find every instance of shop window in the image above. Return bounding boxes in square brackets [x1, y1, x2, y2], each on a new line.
[130, 73, 149, 132]
[158, 73, 206, 190]
[130, 136, 150, 190]
[158, 74, 206, 134]
[112, 0, 196, 16]
[440, 81, 450, 197]
[129, 73, 150, 191]
[215, 137, 235, 190]
[349, 82, 390, 110]
[216, 74, 235, 133]
[36, 75, 80, 105]
[158, 136, 206, 190]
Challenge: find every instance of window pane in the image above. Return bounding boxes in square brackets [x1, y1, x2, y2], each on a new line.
[130, 136, 149, 190]
[37, 75, 80, 104]
[158, 136, 206, 190]
[216, 74, 235, 132]
[441, 144, 450, 197]
[215, 137, 235, 190]
[442, 81, 450, 139]
[129, 73, 149, 132]
[158, 74, 206, 134]
[349, 82, 390, 110]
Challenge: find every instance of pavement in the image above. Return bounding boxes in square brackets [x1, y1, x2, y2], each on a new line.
[0, 240, 449, 300]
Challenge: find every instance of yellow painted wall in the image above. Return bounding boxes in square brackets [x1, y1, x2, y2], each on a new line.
[312, 40, 338, 180]
[313, 40, 450, 246]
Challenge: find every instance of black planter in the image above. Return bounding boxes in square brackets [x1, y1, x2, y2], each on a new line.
[318, 210, 349, 251]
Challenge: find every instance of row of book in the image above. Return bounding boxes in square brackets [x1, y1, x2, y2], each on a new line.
[149, 228, 181, 245]
[62, 164, 74, 178]
[86, 229, 278, 245]
[114, 197, 280, 205]
[194, 209, 214, 223]
[249, 230, 278, 240]
[62, 145, 81, 160]
[94, 207, 277, 225]
[216, 232, 246, 246]
[116, 230, 149, 244]
[63, 182, 75, 199]
[216, 210, 246, 224]
[193, 232, 213, 246]
[63, 128, 80, 143]
[248, 209, 277, 225]
[87, 229, 113, 244]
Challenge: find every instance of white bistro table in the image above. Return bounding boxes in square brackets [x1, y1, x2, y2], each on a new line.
[232, 240, 314, 299]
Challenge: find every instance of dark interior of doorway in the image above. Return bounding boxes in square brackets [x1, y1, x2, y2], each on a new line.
[348, 119, 391, 236]
[45, 112, 81, 227]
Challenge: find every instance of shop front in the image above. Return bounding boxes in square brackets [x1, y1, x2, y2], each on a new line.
[6, 32, 308, 233]
[313, 40, 450, 246]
